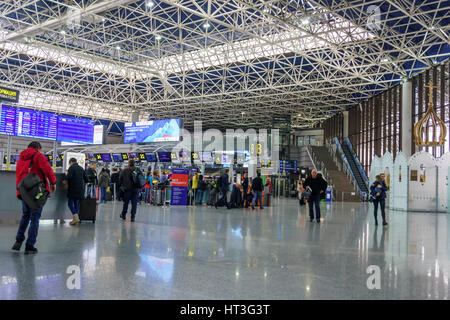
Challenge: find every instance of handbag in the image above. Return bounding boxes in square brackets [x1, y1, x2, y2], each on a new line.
[301, 190, 312, 200]
[17, 154, 49, 211]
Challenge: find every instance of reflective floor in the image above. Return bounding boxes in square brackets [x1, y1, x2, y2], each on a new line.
[0, 199, 450, 300]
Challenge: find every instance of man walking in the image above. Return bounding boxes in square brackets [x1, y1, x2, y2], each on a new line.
[66, 158, 88, 226]
[251, 172, 264, 210]
[12, 141, 56, 254]
[303, 170, 327, 223]
[119, 160, 140, 222]
[242, 173, 249, 208]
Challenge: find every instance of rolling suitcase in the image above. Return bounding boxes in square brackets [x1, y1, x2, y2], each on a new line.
[79, 198, 97, 223]
[155, 189, 163, 206]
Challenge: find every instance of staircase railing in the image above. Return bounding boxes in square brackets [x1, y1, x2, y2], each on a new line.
[332, 137, 366, 200]
[343, 137, 369, 186]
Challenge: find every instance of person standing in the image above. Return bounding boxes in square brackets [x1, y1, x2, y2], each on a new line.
[216, 170, 230, 209]
[12, 141, 56, 254]
[119, 160, 140, 222]
[66, 158, 88, 226]
[242, 173, 249, 208]
[110, 168, 120, 200]
[98, 168, 110, 204]
[196, 175, 206, 205]
[251, 172, 264, 210]
[303, 170, 327, 223]
[192, 172, 199, 203]
[86, 162, 98, 199]
[370, 175, 388, 226]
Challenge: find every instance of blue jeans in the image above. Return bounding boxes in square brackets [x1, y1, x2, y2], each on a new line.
[308, 194, 321, 220]
[373, 198, 386, 223]
[16, 201, 43, 247]
[68, 198, 80, 215]
[122, 189, 139, 218]
[252, 190, 263, 208]
[100, 187, 107, 203]
[144, 188, 151, 203]
[196, 189, 204, 204]
[86, 184, 96, 199]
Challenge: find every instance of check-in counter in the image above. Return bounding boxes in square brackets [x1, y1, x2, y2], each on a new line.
[0, 171, 72, 220]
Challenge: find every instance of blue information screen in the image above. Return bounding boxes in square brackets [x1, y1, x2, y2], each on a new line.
[57, 115, 95, 144]
[112, 154, 123, 162]
[145, 153, 157, 162]
[15, 108, 58, 140]
[158, 152, 171, 162]
[124, 119, 181, 143]
[0, 105, 17, 135]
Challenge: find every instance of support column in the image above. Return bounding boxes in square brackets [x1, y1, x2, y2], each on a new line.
[401, 80, 413, 157]
[343, 111, 349, 138]
[52, 140, 57, 173]
[6, 135, 12, 171]
[131, 111, 140, 123]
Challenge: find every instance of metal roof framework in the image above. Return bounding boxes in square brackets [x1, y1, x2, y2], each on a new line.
[0, 0, 448, 131]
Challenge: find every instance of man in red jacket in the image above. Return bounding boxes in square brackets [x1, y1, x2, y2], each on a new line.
[12, 141, 56, 254]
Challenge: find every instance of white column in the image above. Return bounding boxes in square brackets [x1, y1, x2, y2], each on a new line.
[343, 111, 349, 138]
[401, 80, 413, 157]
[131, 111, 140, 123]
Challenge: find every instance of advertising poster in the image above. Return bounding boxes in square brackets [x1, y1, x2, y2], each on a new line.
[171, 168, 189, 206]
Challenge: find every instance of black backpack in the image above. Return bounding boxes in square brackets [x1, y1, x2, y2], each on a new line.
[132, 168, 147, 188]
[17, 154, 49, 211]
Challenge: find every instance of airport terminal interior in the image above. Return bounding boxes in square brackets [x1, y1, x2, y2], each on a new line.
[0, 0, 449, 300]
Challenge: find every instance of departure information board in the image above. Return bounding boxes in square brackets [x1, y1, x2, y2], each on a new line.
[57, 115, 95, 144]
[16, 108, 58, 140]
[0, 105, 16, 135]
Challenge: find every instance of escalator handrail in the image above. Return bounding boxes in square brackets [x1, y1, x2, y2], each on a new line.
[343, 137, 369, 185]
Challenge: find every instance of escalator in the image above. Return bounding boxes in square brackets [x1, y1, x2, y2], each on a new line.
[341, 139, 369, 195]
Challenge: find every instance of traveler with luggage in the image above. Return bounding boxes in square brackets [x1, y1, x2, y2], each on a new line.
[370, 174, 388, 226]
[207, 177, 219, 206]
[66, 158, 89, 226]
[303, 170, 327, 223]
[98, 168, 110, 204]
[86, 162, 98, 199]
[119, 160, 142, 222]
[215, 171, 231, 209]
[251, 172, 264, 210]
[12, 141, 56, 254]
[143, 170, 152, 203]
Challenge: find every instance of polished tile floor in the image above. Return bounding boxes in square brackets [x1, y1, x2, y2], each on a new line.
[0, 199, 449, 300]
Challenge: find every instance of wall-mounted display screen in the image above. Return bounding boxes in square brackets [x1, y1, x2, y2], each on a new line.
[94, 154, 103, 162]
[112, 154, 123, 162]
[200, 151, 212, 163]
[124, 119, 181, 143]
[87, 153, 97, 162]
[128, 153, 140, 162]
[158, 152, 171, 162]
[191, 152, 200, 161]
[58, 116, 95, 144]
[0, 105, 17, 135]
[15, 107, 58, 141]
[100, 153, 112, 162]
[145, 153, 157, 162]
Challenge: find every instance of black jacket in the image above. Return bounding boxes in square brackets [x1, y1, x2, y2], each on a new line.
[303, 176, 327, 196]
[119, 167, 139, 191]
[251, 176, 264, 191]
[111, 172, 120, 184]
[67, 163, 88, 199]
[242, 177, 249, 190]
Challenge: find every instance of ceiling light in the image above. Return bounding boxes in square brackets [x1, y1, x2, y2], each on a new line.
[301, 18, 310, 25]
[116, 46, 121, 50]
[155, 34, 161, 40]
[146, 0, 155, 7]
[60, 30, 66, 35]
[203, 22, 211, 29]
[381, 58, 388, 62]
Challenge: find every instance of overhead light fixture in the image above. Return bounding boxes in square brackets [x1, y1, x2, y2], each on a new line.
[155, 34, 161, 40]
[203, 22, 211, 29]
[146, 0, 155, 7]
[301, 18, 310, 25]
[60, 30, 66, 35]
[116, 45, 121, 50]
[381, 58, 388, 62]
